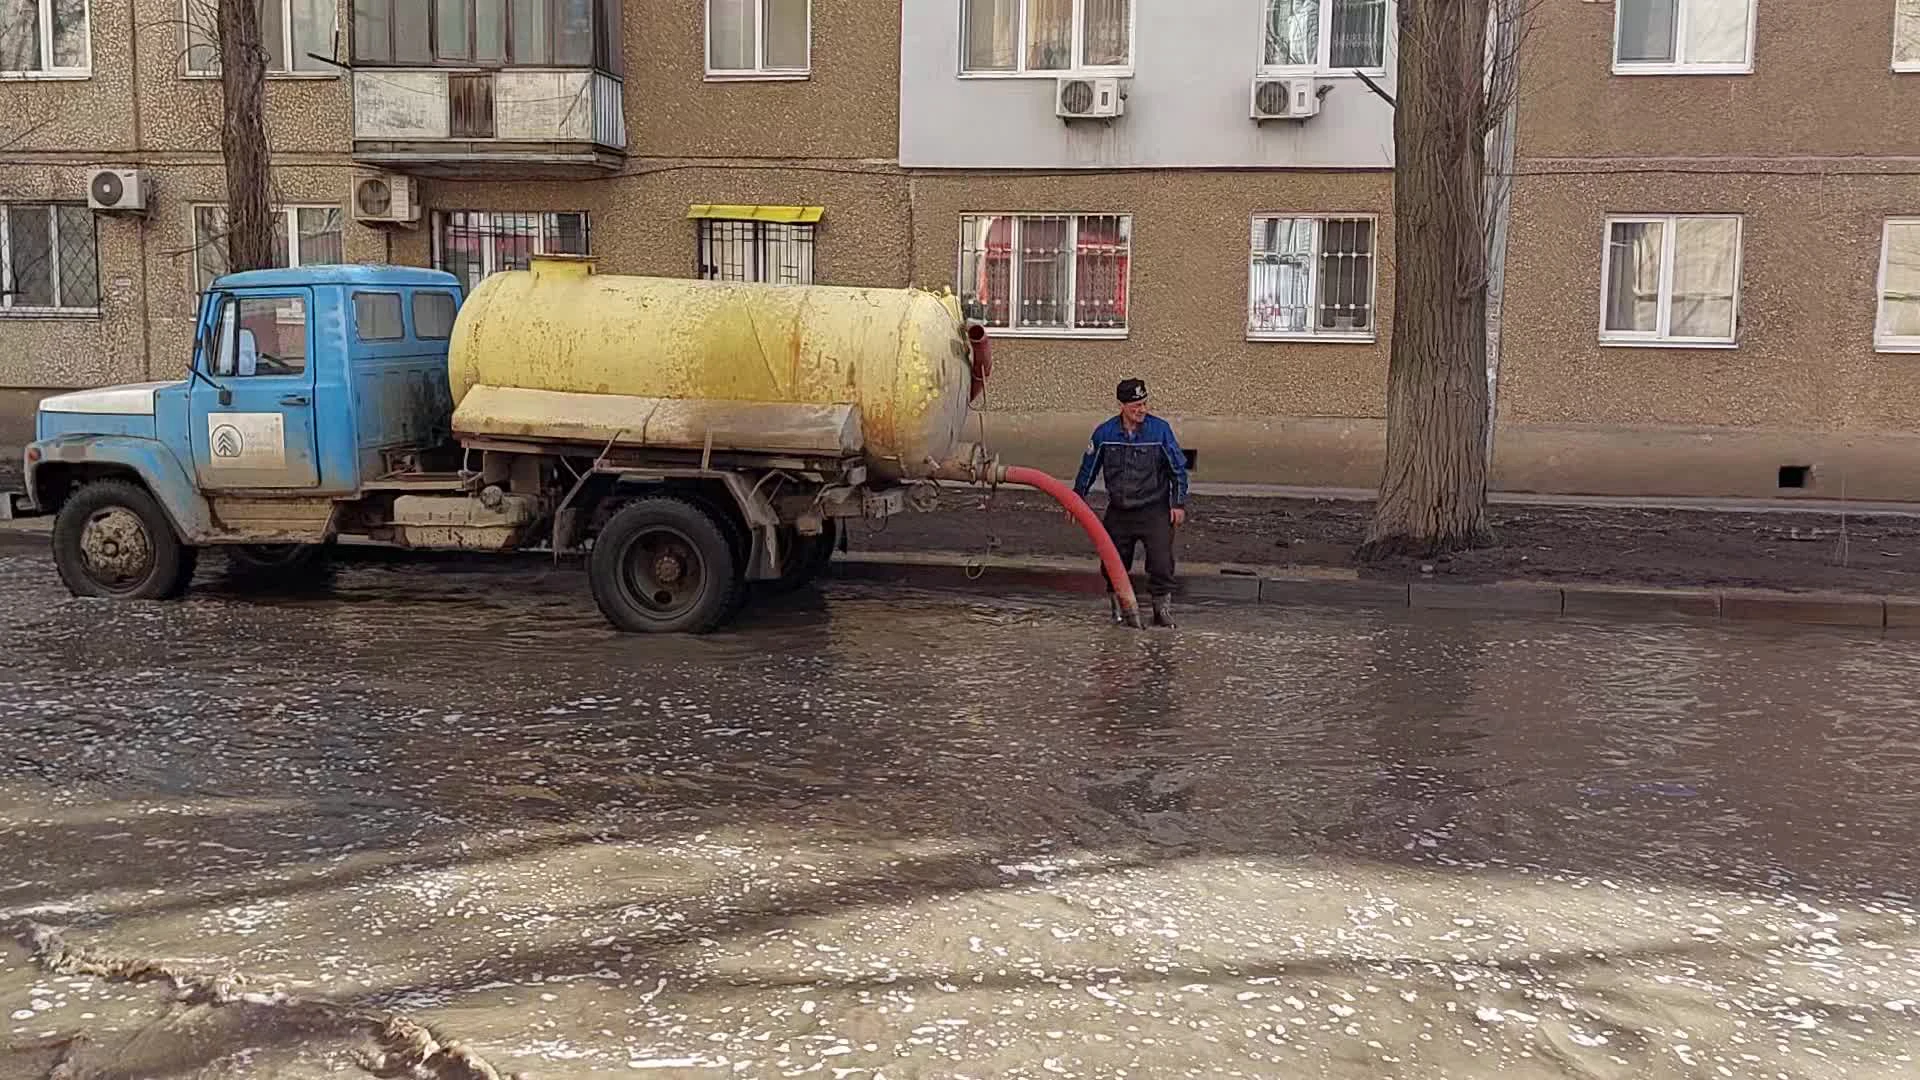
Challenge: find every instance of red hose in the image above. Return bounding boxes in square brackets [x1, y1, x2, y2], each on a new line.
[1001, 465, 1142, 628]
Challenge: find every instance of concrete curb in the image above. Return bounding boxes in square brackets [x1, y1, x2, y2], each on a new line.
[831, 551, 1905, 631]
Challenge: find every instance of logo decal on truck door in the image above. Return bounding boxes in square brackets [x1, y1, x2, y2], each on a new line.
[206, 413, 287, 470]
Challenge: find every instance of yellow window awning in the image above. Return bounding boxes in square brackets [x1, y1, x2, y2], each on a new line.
[686, 204, 825, 224]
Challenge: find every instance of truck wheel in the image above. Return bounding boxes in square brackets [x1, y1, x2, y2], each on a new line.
[52, 479, 197, 601]
[589, 497, 741, 634]
[763, 520, 838, 594]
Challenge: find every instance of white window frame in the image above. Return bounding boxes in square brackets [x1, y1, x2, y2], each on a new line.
[957, 212, 1132, 340]
[0, 0, 93, 77]
[1597, 213, 1743, 349]
[1246, 213, 1379, 343]
[1876, 217, 1920, 353]
[1257, 0, 1392, 78]
[1611, 0, 1758, 76]
[1896, 0, 1920, 72]
[181, 0, 339, 79]
[957, 0, 1136, 78]
[192, 203, 343, 290]
[0, 204, 100, 316]
[704, 0, 811, 80]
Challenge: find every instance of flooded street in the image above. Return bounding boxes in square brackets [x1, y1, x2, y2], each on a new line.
[2, 548, 1919, 1078]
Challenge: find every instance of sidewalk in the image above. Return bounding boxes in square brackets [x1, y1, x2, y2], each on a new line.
[1181, 482, 1920, 519]
[857, 488, 1920, 599]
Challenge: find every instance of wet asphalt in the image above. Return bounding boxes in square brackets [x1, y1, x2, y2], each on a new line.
[1, 545, 1919, 1078]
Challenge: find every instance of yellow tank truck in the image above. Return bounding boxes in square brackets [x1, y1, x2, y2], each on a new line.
[14, 256, 1147, 633]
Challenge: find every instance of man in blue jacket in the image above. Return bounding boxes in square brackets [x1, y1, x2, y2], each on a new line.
[1073, 378, 1189, 628]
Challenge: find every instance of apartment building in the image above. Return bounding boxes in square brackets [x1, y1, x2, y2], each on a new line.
[1495, 0, 1920, 499]
[2, 1, 1918, 500]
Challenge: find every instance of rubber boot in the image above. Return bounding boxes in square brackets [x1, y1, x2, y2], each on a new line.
[1151, 595, 1176, 628]
[1108, 594, 1125, 625]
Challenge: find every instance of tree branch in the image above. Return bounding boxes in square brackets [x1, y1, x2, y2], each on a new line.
[1353, 68, 1397, 108]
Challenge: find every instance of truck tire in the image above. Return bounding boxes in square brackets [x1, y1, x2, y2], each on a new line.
[589, 497, 741, 634]
[762, 520, 838, 594]
[52, 478, 197, 601]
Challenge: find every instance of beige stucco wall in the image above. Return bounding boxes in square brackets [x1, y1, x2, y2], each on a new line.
[396, 166, 912, 286]
[1519, 0, 1920, 159]
[908, 171, 1397, 422]
[0, 163, 383, 390]
[7, 0, 353, 156]
[1502, 169, 1920, 434]
[625, 0, 899, 160]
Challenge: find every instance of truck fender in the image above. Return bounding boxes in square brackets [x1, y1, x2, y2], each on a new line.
[28, 435, 217, 543]
[579, 468, 785, 580]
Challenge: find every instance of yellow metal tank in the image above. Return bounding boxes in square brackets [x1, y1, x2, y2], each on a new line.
[447, 256, 975, 480]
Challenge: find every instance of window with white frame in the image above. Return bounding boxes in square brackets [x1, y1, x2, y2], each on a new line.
[1613, 0, 1755, 73]
[1, 204, 99, 314]
[193, 205, 345, 290]
[1897, 0, 1920, 70]
[708, 0, 808, 76]
[1877, 219, 1920, 351]
[1248, 215, 1376, 340]
[185, 0, 336, 75]
[697, 219, 815, 284]
[959, 214, 1130, 335]
[1262, 0, 1388, 72]
[0, 0, 89, 74]
[432, 210, 589, 291]
[1600, 214, 1742, 345]
[962, 0, 1131, 74]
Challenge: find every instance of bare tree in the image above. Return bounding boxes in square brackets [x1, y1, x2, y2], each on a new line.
[1359, 0, 1528, 560]
[217, 0, 275, 272]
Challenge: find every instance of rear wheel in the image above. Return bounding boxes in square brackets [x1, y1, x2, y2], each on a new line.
[52, 479, 197, 600]
[588, 497, 741, 634]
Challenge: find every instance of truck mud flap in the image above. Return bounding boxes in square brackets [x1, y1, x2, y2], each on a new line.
[1, 492, 38, 520]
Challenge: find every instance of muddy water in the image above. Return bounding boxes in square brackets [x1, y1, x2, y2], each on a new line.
[2, 549, 1919, 1078]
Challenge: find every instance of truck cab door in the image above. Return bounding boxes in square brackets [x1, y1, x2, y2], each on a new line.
[190, 288, 322, 490]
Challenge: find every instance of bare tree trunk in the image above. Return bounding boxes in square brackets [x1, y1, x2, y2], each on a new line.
[1360, 0, 1498, 560]
[218, 0, 274, 272]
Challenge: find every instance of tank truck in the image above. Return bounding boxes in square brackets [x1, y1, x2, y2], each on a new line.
[7, 257, 1141, 632]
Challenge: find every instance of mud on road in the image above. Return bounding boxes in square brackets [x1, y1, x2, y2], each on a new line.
[2, 546, 1919, 1077]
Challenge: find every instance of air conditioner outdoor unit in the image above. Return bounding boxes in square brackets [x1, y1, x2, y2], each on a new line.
[1056, 76, 1125, 120]
[87, 168, 150, 213]
[352, 172, 420, 226]
[1251, 77, 1322, 121]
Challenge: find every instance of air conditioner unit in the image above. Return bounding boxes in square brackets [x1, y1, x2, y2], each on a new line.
[1251, 77, 1322, 121]
[352, 172, 420, 226]
[1056, 76, 1125, 120]
[87, 168, 149, 213]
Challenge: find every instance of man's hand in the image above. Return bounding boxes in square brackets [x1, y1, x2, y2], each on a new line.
[1171, 506, 1187, 528]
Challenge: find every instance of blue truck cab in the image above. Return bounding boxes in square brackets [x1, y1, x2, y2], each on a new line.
[17, 264, 466, 598]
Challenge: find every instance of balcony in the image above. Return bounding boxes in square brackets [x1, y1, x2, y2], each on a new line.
[352, 68, 626, 178]
[347, 0, 627, 178]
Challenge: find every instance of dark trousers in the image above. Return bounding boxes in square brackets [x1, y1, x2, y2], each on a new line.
[1102, 500, 1177, 599]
